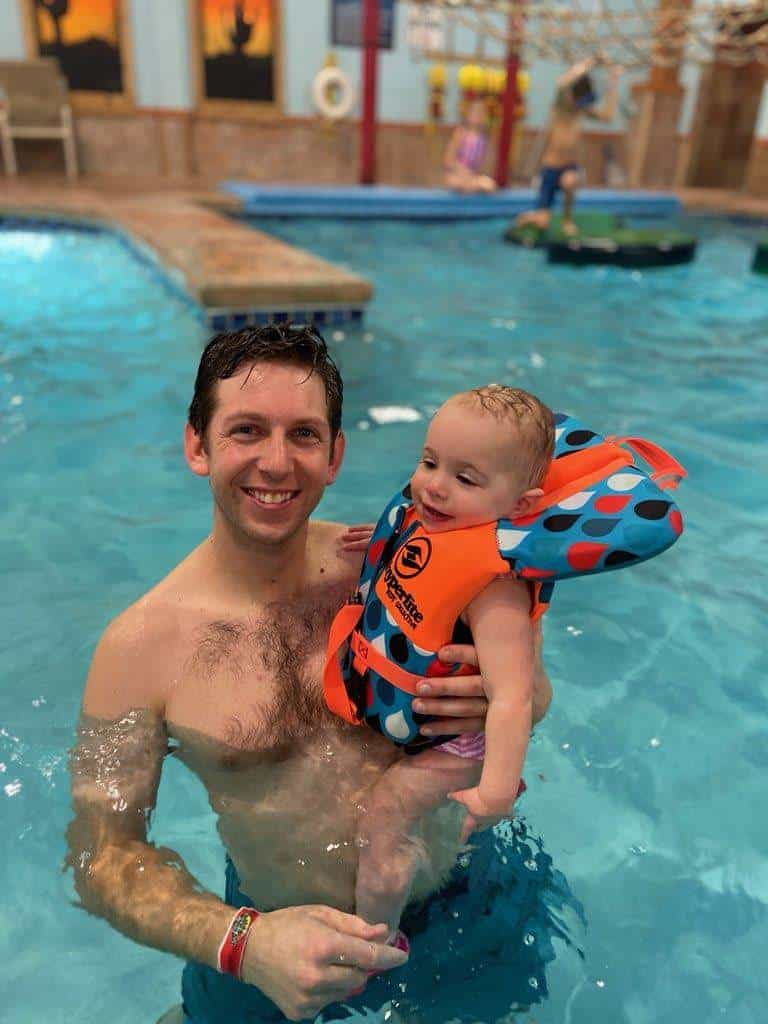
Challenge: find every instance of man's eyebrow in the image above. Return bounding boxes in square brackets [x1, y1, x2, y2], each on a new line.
[221, 411, 328, 429]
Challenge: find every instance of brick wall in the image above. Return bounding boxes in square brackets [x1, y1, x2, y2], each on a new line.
[6, 110, 628, 189]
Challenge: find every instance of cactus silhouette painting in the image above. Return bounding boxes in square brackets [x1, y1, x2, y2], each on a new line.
[202, 0, 275, 103]
[230, 3, 254, 54]
[36, 0, 69, 54]
[33, 0, 124, 93]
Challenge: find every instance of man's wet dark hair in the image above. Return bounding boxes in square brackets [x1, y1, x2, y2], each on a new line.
[188, 323, 343, 442]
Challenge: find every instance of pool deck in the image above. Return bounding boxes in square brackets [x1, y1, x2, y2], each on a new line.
[0, 179, 373, 328]
[2, 178, 768, 328]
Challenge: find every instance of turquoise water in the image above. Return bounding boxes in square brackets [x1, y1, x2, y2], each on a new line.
[1, 215, 767, 1022]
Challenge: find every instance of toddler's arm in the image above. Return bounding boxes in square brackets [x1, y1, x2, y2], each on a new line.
[355, 748, 481, 932]
[449, 578, 535, 840]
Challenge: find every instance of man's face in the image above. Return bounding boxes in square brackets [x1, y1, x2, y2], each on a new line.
[187, 360, 344, 547]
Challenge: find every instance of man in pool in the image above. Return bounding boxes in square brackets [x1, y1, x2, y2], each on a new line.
[67, 324, 554, 1023]
[515, 58, 622, 236]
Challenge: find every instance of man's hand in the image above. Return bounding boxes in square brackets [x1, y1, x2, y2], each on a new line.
[417, 624, 550, 732]
[412, 644, 488, 736]
[241, 905, 408, 1021]
[339, 524, 376, 552]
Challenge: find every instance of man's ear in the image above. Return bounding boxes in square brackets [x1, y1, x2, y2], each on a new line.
[326, 429, 346, 485]
[184, 422, 210, 478]
[509, 487, 544, 518]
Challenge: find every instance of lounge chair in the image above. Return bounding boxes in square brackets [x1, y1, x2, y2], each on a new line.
[0, 58, 78, 179]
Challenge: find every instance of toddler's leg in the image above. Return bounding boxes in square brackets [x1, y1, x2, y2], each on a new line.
[355, 749, 481, 934]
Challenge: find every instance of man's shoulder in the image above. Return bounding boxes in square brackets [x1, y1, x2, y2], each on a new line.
[83, 596, 170, 719]
[84, 559, 202, 719]
[310, 519, 364, 584]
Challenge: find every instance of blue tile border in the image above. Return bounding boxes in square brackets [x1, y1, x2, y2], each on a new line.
[0, 210, 368, 330]
[0, 213, 101, 233]
[205, 308, 364, 331]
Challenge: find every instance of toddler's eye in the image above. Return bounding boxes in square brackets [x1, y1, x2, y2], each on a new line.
[457, 475, 477, 486]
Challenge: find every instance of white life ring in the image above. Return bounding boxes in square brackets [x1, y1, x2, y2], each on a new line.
[312, 66, 355, 121]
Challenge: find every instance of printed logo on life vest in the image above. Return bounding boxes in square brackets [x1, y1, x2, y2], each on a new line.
[382, 566, 423, 628]
[393, 537, 432, 579]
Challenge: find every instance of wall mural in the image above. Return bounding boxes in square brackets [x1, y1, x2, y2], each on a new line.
[29, 0, 126, 94]
[198, 0, 277, 105]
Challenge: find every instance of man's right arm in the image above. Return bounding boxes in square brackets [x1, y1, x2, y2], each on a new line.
[68, 609, 237, 967]
[69, 609, 407, 1020]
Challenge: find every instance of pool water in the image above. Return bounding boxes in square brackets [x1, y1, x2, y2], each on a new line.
[1, 214, 767, 1022]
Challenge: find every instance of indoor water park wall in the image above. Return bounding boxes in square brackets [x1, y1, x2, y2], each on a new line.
[1, 0, 767, 193]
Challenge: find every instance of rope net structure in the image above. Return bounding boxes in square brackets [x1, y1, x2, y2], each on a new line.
[407, 1, 768, 68]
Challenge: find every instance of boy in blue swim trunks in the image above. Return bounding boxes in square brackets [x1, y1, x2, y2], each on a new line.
[516, 58, 622, 235]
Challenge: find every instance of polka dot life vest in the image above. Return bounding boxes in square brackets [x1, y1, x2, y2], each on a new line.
[323, 413, 686, 751]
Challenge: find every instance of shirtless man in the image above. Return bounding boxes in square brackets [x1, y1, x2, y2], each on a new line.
[516, 58, 622, 235]
[67, 325, 553, 1023]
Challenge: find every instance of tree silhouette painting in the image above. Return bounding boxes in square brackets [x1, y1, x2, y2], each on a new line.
[202, 0, 275, 103]
[34, 0, 123, 93]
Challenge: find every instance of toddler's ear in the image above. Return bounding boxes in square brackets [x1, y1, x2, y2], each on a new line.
[509, 488, 544, 518]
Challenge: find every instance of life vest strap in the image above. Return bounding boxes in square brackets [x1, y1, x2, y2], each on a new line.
[606, 436, 687, 491]
[349, 630, 424, 696]
[323, 603, 365, 725]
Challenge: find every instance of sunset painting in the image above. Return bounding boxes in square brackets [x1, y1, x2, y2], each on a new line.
[31, 0, 124, 94]
[199, 0, 276, 103]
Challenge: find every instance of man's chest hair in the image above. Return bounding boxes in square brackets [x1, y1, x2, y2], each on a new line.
[186, 588, 347, 754]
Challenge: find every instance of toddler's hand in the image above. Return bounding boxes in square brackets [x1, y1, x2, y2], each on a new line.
[448, 786, 512, 844]
[340, 524, 376, 552]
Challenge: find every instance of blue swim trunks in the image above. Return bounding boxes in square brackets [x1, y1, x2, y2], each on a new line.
[181, 820, 583, 1023]
[536, 164, 580, 211]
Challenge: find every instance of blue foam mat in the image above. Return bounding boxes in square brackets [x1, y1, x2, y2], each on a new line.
[222, 183, 680, 220]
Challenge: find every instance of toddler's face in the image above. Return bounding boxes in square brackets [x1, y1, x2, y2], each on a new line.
[409, 401, 532, 533]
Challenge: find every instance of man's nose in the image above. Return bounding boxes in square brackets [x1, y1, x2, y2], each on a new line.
[258, 434, 291, 476]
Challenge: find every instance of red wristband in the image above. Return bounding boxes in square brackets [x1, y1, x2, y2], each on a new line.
[217, 906, 260, 980]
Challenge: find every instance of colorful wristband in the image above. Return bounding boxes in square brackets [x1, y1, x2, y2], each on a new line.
[217, 906, 260, 980]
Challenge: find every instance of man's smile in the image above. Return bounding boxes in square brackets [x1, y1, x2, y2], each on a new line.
[241, 487, 299, 509]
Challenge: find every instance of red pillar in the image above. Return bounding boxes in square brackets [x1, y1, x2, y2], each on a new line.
[494, 7, 524, 188]
[360, 0, 379, 185]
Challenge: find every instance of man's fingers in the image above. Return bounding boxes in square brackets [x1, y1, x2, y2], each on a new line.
[415, 697, 485, 719]
[414, 696, 487, 718]
[424, 716, 485, 735]
[437, 643, 479, 668]
[341, 525, 375, 538]
[416, 676, 485, 700]
[311, 906, 388, 941]
[340, 935, 409, 974]
[316, 964, 369, 991]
